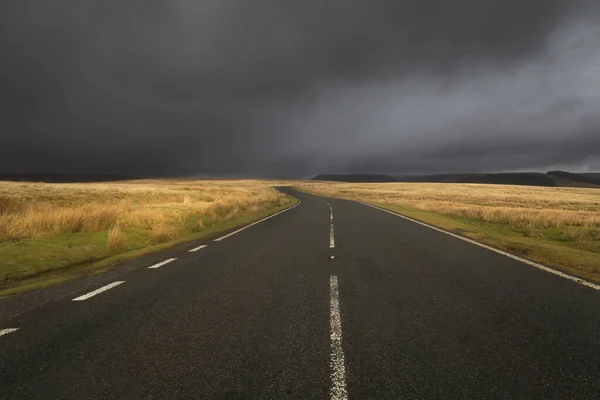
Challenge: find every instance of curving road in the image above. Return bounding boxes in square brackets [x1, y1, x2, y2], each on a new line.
[1, 188, 599, 399]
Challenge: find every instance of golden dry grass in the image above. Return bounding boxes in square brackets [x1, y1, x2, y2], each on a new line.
[0, 179, 291, 244]
[107, 225, 125, 253]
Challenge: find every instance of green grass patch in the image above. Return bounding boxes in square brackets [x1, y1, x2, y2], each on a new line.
[374, 202, 600, 283]
[0, 197, 298, 297]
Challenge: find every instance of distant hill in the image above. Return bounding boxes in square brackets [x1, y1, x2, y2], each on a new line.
[0, 173, 140, 183]
[459, 173, 556, 187]
[547, 171, 600, 186]
[581, 173, 600, 180]
[394, 173, 486, 183]
[312, 171, 600, 188]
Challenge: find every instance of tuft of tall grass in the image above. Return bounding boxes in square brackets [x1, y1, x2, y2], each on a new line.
[107, 225, 125, 253]
[189, 218, 205, 233]
[149, 224, 181, 244]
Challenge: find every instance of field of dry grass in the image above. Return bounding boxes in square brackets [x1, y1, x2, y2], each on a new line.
[0, 179, 290, 242]
[0, 179, 293, 294]
[297, 182, 600, 231]
[296, 182, 600, 281]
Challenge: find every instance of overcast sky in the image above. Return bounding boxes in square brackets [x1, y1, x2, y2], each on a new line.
[1, 0, 599, 178]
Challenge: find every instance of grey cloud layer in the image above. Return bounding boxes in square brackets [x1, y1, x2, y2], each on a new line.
[0, 0, 598, 177]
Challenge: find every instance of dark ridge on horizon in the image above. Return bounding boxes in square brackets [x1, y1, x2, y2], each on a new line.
[312, 171, 600, 188]
[547, 171, 600, 186]
[461, 173, 555, 187]
[2, 171, 600, 188]
[394, 173, 486, 183]
[0, 173, 141, 183]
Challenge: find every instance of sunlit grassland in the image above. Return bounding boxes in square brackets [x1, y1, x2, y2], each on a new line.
[0, 179, 294, 295]
[295, 182, 600, 282]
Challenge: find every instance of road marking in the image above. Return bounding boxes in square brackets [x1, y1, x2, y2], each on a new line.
[148, 258, 178, 269]
[0, 328, 19, 337]
[72, 281, 125, 301]
[189, 244, 208, 252]
[360, 202, 600, 291]
[328, 203, 335, 245]
[330, 223, 335, 248]
[329, 275, 348, 400]
[214, 201, 301, 242]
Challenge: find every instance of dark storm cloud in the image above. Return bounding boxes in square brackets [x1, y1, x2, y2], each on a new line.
[0, 0, 598, 177]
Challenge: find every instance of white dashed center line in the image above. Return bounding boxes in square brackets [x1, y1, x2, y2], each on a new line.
[329, 275, 348, 400]
[330, 224, 335, 249]
[189, 244, 208, 252]
[72, 281, 125, 301]
[148, 258, 178, 269]
[0, 328, 19, 337]
[328, 202, 335, 249]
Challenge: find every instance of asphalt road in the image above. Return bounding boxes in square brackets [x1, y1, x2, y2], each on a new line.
[1, 188, 599, 399]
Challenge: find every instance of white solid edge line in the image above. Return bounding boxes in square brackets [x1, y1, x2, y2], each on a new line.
[214, 200, 301, 242]
[359, 201, 600, 291]
[330, 275, 348, 400]
[189, 244, 208, 252]
[330, 223, 335, 249]
[72, 281, 125, 301]
[148, 258, 178, 269]
[0, 328, 19, 337]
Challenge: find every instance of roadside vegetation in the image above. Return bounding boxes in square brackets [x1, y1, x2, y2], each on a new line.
[296, 182, 600, 282]
[0, 179, 293, 295]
